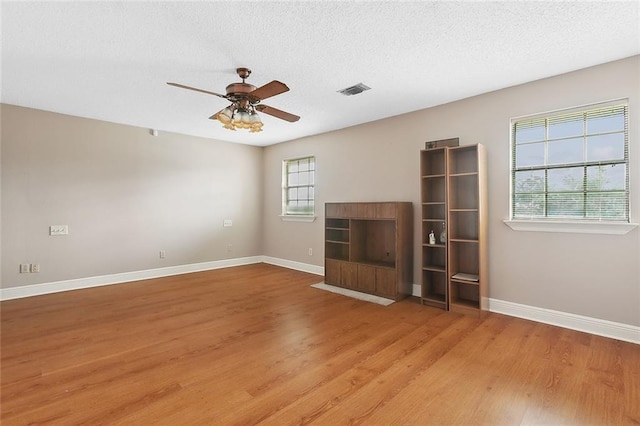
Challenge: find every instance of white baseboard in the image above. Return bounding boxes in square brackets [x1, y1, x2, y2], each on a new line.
[489, 298, 639, 345]
[0, 256, 263, 301]
[262, 256, 324, 276]
[2, 260, 637, 345]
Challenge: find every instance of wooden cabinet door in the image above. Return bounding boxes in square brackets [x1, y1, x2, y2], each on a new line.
[357, 264, 376, 293]
[341, 262, 357, 289]
[375, 268, 397, 298]
[325, 259, 341, 285]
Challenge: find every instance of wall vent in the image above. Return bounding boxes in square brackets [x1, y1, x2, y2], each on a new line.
[337, 83, 371, 96]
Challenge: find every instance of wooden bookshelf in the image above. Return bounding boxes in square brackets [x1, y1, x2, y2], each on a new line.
[420, 143, 488, 315]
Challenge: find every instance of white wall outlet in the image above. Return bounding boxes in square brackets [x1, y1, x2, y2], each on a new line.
[49, 225, 69, 236]
[30, 263, 40, 273]
[159, 250, 165, 259]
[223, 219, 233, 227]
[308, 248, 313, 256]
[19, 264, 29, 273]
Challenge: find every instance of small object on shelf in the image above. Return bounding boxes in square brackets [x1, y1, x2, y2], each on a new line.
[428, 230, 436, 245]
[452, 272, 479, 282]
[439, 222, 446, 244]
[424, 137, 460, 150]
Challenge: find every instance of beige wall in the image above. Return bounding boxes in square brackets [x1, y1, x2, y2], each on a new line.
[1, 105, 264, 286]
[263, 56, 640, 326]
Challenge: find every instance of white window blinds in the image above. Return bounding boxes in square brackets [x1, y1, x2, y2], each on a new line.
[511, 102, 629, 221]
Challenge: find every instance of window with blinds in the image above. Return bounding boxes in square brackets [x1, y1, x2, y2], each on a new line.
[511, 101, 629, 221]
[282, 156, 315, 216]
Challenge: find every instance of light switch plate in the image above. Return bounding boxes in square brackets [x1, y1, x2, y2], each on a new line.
[50, 225, 69, 236]
[223, 219, 232, 227]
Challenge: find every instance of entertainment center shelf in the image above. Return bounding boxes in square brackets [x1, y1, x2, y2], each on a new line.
[420, 143, 488, 316]
[324, 202, 413, 301]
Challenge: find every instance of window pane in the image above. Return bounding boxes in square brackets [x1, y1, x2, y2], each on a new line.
[586, 133, 625, 162]
[548, 114, 583, 139]
[514, 170, 544, 193]
[309, 186, 315, 198]
[288, 188, 297, 200]
[299, 158, 309, 172]
[515, 142, 544, 167]
[586, 192, 627, 219]
[587, 110, 624, 134]
[513, 193, 544, 217]
[288, 160, 299, 173]
[288, 173, 298, 186]
[547, 137, 583, 165]
[587, 164, 626, 191]
[548, 167, 583, 191]
[514, 120, 545, 143]
[309, 158, 315, 170]
[547, 193, 584, 217]
[298, 171, 309, 185]
[298, 187, 308, 200]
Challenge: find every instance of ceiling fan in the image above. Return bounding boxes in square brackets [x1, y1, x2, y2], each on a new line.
[167, 68, 300, 133]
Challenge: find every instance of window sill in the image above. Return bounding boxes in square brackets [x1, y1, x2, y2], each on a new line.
[503, 219, 638, 235]
[280, 215, 317, 223]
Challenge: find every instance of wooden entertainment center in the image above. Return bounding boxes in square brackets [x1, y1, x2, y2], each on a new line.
[324, 202, 413, 301]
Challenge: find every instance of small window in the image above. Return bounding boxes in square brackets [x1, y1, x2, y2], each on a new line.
[511, 101, 629, 222]
[282, 156, 315, 216]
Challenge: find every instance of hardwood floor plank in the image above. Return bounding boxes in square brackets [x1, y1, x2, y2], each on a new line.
[1, 263, 638, 425]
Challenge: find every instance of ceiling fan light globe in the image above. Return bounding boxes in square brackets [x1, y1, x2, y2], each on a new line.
[216, 107, 234, 125]
[234, 110, 251, 129]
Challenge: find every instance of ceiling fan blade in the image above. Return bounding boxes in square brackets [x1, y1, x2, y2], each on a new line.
[250, 80, 289, 101]
[256, 104, 300, 122]
[167, 82, 227, 98]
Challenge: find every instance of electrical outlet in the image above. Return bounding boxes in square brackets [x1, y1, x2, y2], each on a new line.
[30, 263, 40, 273]
[20, 264, 29, 273]
[223, 219, 233, 227]
[308, 248, 313, 256]
[159, 250, 166, 259]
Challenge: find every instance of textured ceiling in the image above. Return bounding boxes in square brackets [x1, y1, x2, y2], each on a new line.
[2, 1, 639, 147]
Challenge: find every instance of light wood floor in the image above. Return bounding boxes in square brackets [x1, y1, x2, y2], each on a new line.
[1, 263, 638, 425]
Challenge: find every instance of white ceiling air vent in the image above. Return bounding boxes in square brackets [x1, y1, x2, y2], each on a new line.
[337, 83, 371, 96]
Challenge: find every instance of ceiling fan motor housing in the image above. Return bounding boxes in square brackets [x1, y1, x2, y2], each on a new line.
[225, 82, 257, 99]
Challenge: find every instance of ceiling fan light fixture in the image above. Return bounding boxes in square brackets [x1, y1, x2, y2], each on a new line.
[249, 112, 263, 132]
[216, 105, 234, 125]
[233, 108, 252, 129]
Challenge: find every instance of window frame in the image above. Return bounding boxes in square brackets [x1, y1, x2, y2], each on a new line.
[504, 99, 637, 235]
[281, 156, 316, 221]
